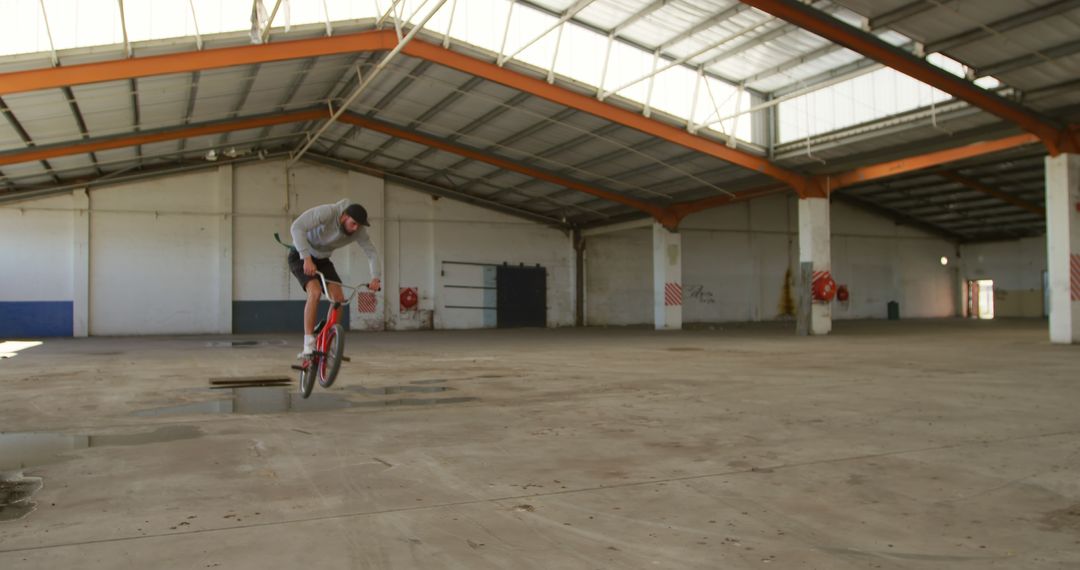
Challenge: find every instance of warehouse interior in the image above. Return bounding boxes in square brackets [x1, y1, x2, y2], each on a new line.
[1, 1, 1078, 568]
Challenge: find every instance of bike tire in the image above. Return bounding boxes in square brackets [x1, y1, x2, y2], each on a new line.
[299, 359, 316, 399]
[319, 324, 346, 388]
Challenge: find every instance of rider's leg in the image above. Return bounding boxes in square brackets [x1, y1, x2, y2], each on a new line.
[301, 279, 321, 355]
[326, 282, 345, 304]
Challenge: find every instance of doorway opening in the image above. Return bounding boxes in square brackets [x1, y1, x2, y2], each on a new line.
[967, 279, 995, 319]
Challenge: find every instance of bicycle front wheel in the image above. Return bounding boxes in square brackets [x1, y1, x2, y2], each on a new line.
[318, 324, 345, 388]
[299, 360, 316, 398]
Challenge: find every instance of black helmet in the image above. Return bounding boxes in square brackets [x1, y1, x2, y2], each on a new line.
[343, 203, 370, 227]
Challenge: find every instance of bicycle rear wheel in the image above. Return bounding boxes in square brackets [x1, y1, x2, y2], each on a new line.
[298, 359, 316, 398]
[319, 324, 345, 388]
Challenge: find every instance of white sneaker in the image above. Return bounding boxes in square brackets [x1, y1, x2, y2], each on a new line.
[297, 340, 314, 359]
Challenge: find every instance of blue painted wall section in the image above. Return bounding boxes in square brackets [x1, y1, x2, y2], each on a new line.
[0, 301, 74, 337]
[233, 300, 351, 333]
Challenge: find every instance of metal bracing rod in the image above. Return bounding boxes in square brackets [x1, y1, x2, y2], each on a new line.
[118, 0, 132, 57]
[546, 23, 563, 83]
[613, 0, 666, 34]
[658, 4, 748, 51]
[38, 0, 58, 66]
[321, 0, 332, 36]
[188, 0, 203, 50]
[288, 0, 449, 166]
[497, 1, 516, 64]
[597, 33, 613, 99]
[260, 0, 284, 44]
[599, 15, 769, 101]
[687, 67, 703, 132]
[375, 0, 406, 29]
[499, 0, 594, 66]
[703, 60, 887, 130]
[442, 0, 457, 48]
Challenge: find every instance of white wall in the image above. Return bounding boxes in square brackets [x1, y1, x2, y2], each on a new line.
[586, 194, 958, 325]
[959, 237, 1046, 317]
[1, 158, 574, 335]
[0, 193, 75, 303]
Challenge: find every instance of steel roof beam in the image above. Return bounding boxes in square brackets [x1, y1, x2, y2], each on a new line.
[402, 39, 813, 193]
[0, 108, 327, 167]
[333, 59, 433, 159]
[762, 0, 1078, 96]
[336, 111, 670, 221]
[0, 95, 60, 183]
[823, 132, 1040, 191]
[927, 0, 1080, 54]
[975, 38, 1080, 78]
[0, 30, 398, 96]
[831, 191, 966, 241]
[740, 0, 1078, 154]
[302, 152, 570, 228]
[418, 92, 532, 179]
[0, 30, 809, 192]
[61, 86, 103, 175]
[221, 63, 261, 145]
[938, 170, 1045, 216]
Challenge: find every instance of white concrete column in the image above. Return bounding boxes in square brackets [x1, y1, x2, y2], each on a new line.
[72, 189, 90, 337]
[216, 164, 234, 334]
[652, 221, 682, 330]
[1045, 153, 1080, 344]
[799, 197, 832, 335]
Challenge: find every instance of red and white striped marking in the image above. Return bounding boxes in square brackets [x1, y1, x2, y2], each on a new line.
[357, 292, 378, 314]
[664, 282, 682, 306]
[1071, 254, 1080, 301]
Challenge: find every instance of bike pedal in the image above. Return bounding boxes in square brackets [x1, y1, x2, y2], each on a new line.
[290, 365, 304, 371]
[341, 356, 351, 362]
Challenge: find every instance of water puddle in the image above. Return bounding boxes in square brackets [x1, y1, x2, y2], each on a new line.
[348, 385, 452, 395]
[0, 425, 202, 472]
[0, 425, 202, 522]
[135, 387, 477, 416]
[352, 397, 479, 407]
[205, 340, 287, 348]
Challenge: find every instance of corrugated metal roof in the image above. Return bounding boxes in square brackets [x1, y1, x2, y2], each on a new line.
[0, 0, 1075, 240]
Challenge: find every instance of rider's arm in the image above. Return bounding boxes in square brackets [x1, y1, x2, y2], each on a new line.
[290, 203, 334, 260]
[354, 229, 382, 279]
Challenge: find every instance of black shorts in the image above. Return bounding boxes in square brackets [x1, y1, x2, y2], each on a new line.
[288, 249, 342, 292]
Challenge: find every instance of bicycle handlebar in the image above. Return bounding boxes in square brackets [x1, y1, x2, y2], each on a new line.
[313, 270, 375, 305]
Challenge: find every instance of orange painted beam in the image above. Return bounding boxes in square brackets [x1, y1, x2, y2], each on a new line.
[939, 171, 1045, 217]
[0, 109, 326, 166]
[337, 112, 670, 222]
[825, 133, 1040, 191]
[401, 39, 814, 195]
[0, 31, 397, 96]
[669, 184, 788, 224]
[740, 0, 1070, 154]
[0, 28, 812, 196]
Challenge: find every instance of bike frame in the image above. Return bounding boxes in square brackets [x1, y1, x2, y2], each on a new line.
[310, 270, 363, 358]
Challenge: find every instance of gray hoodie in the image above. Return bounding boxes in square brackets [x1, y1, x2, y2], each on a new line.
[290, 199, 381, 279]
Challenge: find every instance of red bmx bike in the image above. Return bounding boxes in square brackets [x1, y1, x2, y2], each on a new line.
[290, 270, 365, 398]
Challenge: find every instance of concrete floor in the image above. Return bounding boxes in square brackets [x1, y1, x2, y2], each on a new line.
[0, 319, 1078, 569]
